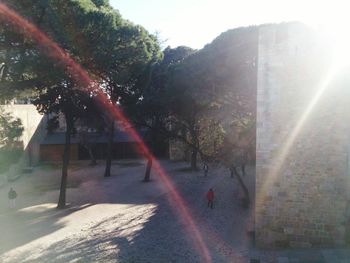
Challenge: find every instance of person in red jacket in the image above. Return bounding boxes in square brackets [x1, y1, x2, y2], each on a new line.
[207, 188, 214, 209]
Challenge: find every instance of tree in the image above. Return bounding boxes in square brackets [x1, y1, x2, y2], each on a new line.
[167, 61, 227, 170]
[221, 123, 255, 208]
[34, 0, 161, 177]
[131, 46, 198, 174]
[57, 2, 163, 177]
[0, 0, 161, 206]
[134, 46, 195, 158]
[167, 26, 258, 171]
[76, 113, 104, 166]
[96, 25, 161, 177]
[203, 27, 258, 206]
[0, 0, 103, 208]
[143, 155, 153, 182]
[34, 82, 92, 208]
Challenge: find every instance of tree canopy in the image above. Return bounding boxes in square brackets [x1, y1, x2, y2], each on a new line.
[1, 0, 260, 206]
[0, 0, 161, 207]
[136, 26, 258, 170]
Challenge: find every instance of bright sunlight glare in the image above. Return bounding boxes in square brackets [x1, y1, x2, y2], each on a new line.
[114, 0, 350, 49]
[326, 24, 350, 70]
[271, 0, 350, 69]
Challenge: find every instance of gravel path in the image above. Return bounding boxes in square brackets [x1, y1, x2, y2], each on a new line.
[0, 160, 256, 263]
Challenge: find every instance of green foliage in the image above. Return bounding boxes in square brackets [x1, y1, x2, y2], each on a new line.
[174, 26, 258, 161]
[129, 46, 195, 156]
[0, 0, 161, 108]
[0, 148, 23, 174]
[46, 116, 59, 134]
[1, 0, 258, 171]
[135, 26, 259, 167]
[198, 118, 225, 158]
[134, 46, 195, 119]
[0, 109, 24, 174]
[91, 0, 109, 7]
[0, 109, 24, 148]
[0, 0, 161, 205]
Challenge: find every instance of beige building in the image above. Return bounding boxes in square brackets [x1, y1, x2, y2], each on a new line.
[2, 103, 47, 166]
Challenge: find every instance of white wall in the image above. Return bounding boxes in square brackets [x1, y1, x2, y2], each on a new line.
[2, 104, 47, 165]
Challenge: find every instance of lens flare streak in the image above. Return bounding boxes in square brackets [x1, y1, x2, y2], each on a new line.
[0, 3, 211, 262]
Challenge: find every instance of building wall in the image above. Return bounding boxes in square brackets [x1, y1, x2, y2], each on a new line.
[40, 144, 79, 162]
[2, 104, 47, 165]
[255, 23, 350, 248]
[78, 142, 143, 160]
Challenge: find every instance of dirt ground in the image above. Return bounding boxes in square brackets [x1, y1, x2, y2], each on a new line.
[0, 159, 256, 263]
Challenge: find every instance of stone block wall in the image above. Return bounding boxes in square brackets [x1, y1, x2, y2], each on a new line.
[255, 23, 350, 248]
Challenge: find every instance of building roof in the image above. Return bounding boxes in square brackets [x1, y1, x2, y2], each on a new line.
[41, 130, 148, 145]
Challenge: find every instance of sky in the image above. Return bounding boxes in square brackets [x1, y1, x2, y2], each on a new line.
[110, 0, 349, 49]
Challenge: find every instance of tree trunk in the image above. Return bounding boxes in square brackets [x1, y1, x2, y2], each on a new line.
[151, 116, 158, 156]
[88, 147, 97, 166]
[143, 157, 152, 182]
[104, 121, 114, 177]
[232, 166, 250, 208]
[0, 64, 8, 81]
[191, 148, 198, 171]
[57, 116, 72, 209]
[79, 131, 97, 166]
[241, 164, 246, 176]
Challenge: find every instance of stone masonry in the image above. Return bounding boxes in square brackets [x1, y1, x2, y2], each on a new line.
[255, 23, 350, 248]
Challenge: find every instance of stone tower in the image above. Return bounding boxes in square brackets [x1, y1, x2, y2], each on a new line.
[255, 23, 350, 248]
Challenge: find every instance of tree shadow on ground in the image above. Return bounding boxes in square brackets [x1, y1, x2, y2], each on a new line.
[0, 203, 92, 256]
[0, 162, 163, 260]
[15, 168, 255, 263]
[26, 201, 201, 263]
[0, 162, 255, 263]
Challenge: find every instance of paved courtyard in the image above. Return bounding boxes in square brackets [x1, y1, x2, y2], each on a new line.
[0, 160, 349, 262]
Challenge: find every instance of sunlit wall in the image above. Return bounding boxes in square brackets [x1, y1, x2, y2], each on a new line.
[255, 23, 350, 248]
